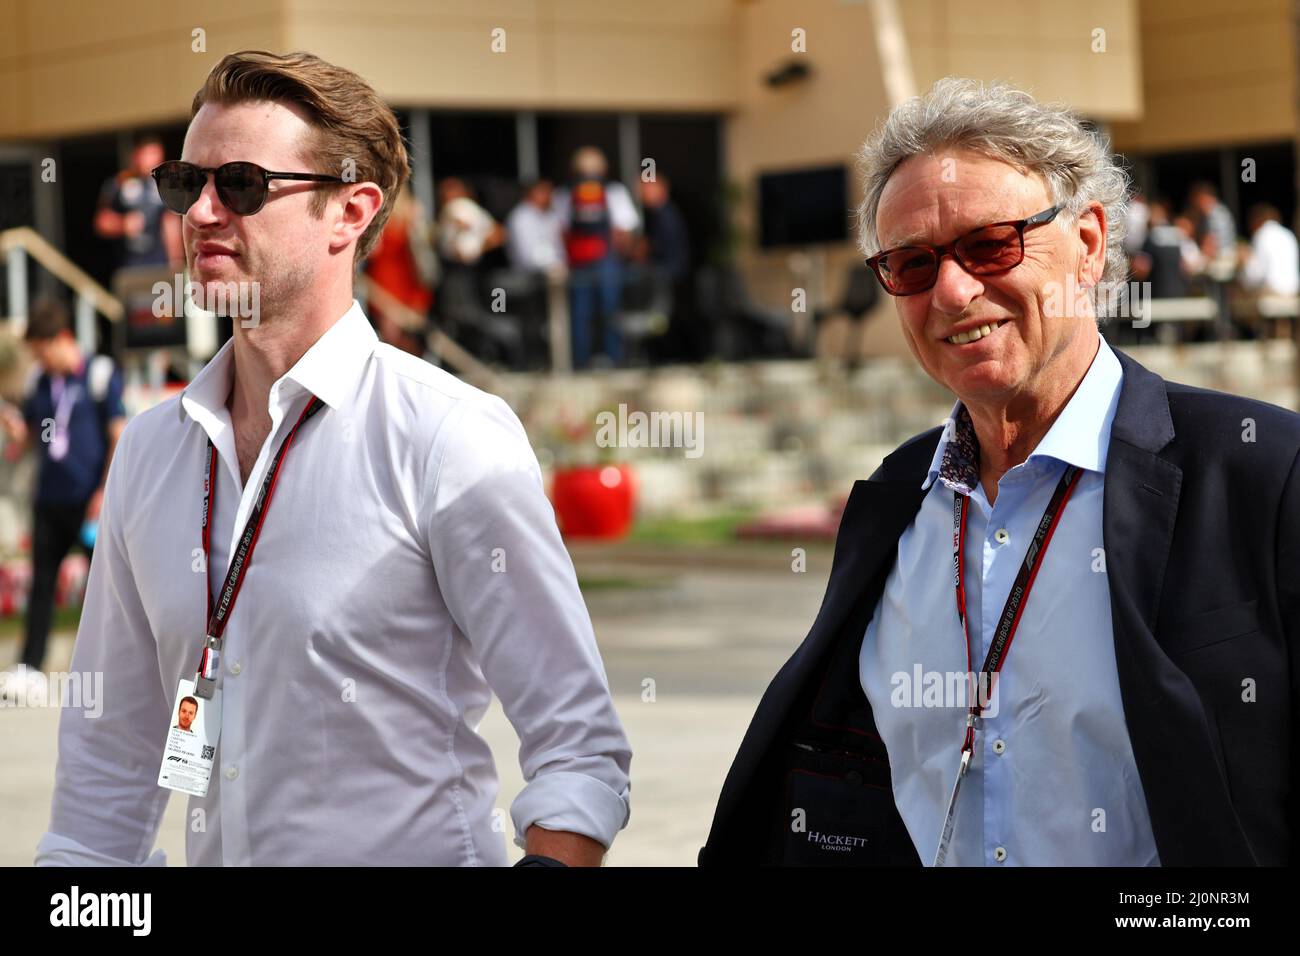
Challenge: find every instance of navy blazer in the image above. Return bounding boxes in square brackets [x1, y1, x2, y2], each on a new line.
[700, 346, 1300, 866]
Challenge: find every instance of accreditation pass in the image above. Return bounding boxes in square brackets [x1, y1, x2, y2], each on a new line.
[157, 678, 222, 797]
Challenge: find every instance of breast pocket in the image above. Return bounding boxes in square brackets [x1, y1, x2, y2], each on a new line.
[1162, 598, 1261, 657]
[1159, 597, 1271, 807]
[779, 746, 921, 866]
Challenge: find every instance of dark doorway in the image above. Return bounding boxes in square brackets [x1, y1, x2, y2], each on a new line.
[426, 111, 518, 221]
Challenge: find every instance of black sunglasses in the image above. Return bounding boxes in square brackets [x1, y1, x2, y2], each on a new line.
[865, 204, 1065, 296]
[151, 160, 345, 217]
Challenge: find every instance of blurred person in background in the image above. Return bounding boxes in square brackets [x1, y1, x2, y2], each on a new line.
[1234, 203, 1300, 340]
[0, 299, 125, 698]
[1130, 198, 1190, 299]
[504, 179, 566, 368]
[1123, 190, 1149, 257]
[1237, 203, 1299, 297]
[1189, 180, 1237, 274]
[435, 176, 504, 266]
[364, 185, 437, 357]
[95, 135, 186, 368]
[1171, 212, 1205, 276]
[94, 135, 184, 272]
[635, 175, 698, 361]
[1188, 181, 1237, 339]
[554, 147, 640, 368]
[435, 176, 517, 363]
[505, 179, 565, 274]
[636, 176, 689, 280]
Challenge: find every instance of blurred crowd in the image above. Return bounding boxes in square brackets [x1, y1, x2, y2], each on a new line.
[82, 138, 1300, 372]
[367, 166, 1300, 362]
[365, 145, 701, 371]
[1125, 180, 1299, 340]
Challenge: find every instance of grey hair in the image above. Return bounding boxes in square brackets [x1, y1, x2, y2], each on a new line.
[855, 77, 1131, 319]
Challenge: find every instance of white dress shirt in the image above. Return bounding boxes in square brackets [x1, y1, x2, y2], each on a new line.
[506, 202, 566, 272]
[859, 336, 1160, 865]
[437, 197, 498, 263]
[36, 300, 631, 866]
[1240, 219, 1300, 295]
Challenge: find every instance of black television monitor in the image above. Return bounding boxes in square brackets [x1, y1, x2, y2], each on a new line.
[758, 165, 848, 248]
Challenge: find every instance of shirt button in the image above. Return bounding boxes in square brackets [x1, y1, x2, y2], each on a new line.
[992, 738, 1006, 755]
[224, 766, 239, 781]
[994, 846, 1008, 862]
[228, 661, 242, 676]
[994, 528, 1010, 544]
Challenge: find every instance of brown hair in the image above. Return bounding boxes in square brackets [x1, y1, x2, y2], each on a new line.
[24, 298, 72, 341]
[1248, 203, 1281, 226]
[190, 50, 409, 263]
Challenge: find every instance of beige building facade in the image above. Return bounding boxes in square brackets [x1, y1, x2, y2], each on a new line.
[1, 0, 1293, 357]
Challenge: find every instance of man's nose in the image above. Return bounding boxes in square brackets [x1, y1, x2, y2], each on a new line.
[929, 254, 984, 315]
[185, 174, 228, 226]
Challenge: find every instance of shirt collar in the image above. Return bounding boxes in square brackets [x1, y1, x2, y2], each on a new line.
[179, 299, 378, 424]
[922, 335, 1124, 493]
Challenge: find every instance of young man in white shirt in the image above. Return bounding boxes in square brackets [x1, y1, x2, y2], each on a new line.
[36, 49, 630, 868]
[1239, 203, 1300, 297]
[506, 179, 566, 274]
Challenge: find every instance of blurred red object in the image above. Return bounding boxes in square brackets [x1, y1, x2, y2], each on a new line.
[0, 554, 90, 618]
[0, 560, 31, 617]
[551, 464, 636, 539]
[735, 495, 850, 541]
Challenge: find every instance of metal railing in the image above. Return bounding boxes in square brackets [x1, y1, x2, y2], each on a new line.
[0, 227, 500, 391]
[0, 227, 123, 356]
[355, 274, 502, 391]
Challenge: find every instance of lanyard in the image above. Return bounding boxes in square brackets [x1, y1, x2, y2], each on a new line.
[933, 461, 1083, 865]
[191, 394, 325, 699]
[48, 358, 84, 409]
[48, 375, 81, 462]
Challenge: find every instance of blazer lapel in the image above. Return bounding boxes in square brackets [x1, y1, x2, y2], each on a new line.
[1106, 347, 1254, 864]
[706, 439, 937, 838]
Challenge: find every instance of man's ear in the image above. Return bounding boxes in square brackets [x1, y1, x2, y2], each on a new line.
[1076, 200, 1106, 288]
[330, 182, 385, 255]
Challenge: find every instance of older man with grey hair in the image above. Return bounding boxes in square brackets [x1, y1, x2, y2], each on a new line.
[702, 78, 1300, 867]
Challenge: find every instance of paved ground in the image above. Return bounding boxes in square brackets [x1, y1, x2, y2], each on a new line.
[0, 540, 832, 866]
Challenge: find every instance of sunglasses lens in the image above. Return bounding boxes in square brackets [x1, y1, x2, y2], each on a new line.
[153, 162, 204, 214]
[215, 162, 266, 215]
[877, 248, 938, 295]
[956, 224, 1023, 273]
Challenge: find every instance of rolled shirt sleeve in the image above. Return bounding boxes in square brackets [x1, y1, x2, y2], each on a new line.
[423, 393, 632, 850]
[35, 418, 174, 866]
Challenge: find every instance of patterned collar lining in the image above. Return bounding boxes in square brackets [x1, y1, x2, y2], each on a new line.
[937, 404, 981, 496]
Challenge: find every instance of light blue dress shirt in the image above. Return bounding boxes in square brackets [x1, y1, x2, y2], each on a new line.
[859, 336, 1160, 866]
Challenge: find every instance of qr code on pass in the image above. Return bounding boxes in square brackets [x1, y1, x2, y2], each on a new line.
[201, 745, 215, 760]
